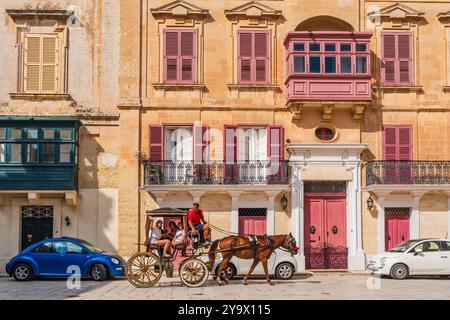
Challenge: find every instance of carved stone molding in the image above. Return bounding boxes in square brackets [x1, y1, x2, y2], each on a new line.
[321, 105, 334, 122]
[225, 1, 282, 21]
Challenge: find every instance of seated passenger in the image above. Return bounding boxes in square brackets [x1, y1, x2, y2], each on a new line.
[172, 222, 186, 247]
[149, 220, 171, 258]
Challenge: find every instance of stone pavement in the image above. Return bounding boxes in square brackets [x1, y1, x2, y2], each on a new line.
[1, 272, 450, 300]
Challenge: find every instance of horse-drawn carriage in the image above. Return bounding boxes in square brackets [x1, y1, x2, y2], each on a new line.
[125, 208, 211, 288]
[125, 207, 299, 288]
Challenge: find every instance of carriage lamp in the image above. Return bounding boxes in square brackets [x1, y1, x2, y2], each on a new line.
[367, 196, 375, 210]
[281, 194, 288, 210]
[65, 216, 71, 227]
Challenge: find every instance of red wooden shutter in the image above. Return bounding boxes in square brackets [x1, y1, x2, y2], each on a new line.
[193, 124, 208, 163]
[381, 32, 412, 85]
[238, 32, 252, 83]
[164, 31, 179, 82]
[164, 29, 195, 83]
[224, 125, 238, 183]
[180, 31, 195, 82]
[254, 31, 269, 83]
[383, 126, 413, 183]
[239, 216, 266, 236]
[149, 125, 164, 161]
[268, 126, 284, 183]
[397, 33, 412, 84]
[382, 33, 396, 84]
[383, 126, 398, 161]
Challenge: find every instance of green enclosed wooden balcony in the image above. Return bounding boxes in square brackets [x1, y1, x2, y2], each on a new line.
[0, 116, 80, 191]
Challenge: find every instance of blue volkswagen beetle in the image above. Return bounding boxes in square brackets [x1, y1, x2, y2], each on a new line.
[5, 237, 125, 281]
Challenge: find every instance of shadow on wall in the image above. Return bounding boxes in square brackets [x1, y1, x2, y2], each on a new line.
[72, 125, 118, 254]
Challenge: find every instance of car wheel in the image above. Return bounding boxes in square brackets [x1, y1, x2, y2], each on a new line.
[390, 264, 409, 280]
[217, 264, 236, 280]
[275, 263, 294, 280]
[90, 264, 108, 281]
[12, 263, 33, 281]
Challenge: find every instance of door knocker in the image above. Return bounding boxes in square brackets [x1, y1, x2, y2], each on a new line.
[309, 226, 316, 235]
[27, 234, 33, 242]
[332, 226, 338, 234]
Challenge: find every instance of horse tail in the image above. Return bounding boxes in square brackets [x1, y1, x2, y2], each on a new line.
[207, 239, 220, 271]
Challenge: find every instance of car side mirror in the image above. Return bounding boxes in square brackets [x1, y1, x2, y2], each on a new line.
[414, 248, 423, 256]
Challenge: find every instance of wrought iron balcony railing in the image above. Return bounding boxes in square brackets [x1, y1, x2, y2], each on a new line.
[142, 160, 290, 185]
[366, 161, 450, 185]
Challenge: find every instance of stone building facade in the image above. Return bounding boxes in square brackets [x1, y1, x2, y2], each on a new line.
[1, 0, 450, 272]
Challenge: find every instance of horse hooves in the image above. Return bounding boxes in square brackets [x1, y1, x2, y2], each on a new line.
[268, 282, 275, 286]
[218, 282, 224, 286]
[242, 282, 248, 286]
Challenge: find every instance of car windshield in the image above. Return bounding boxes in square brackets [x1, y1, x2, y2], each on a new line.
[78, 239, 105, 254]
[389, 240, 420, 252]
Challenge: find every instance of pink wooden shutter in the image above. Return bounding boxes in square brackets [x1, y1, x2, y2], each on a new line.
[238, 31, 253, 83]
[164, 31, 179, 82]
[398, 126, 413, 183]
[381, 33, 396, 84]
[254, 31, 269, 83]
[383, 126, 398, 183]
[193, 124, 208, 163]
[149, 125, 164, 161]
[383, 126, 398, 160]
[268, 126, 284, 183]
[239, 216, 266, 236]
[180, 30, 195, 83]
[397, 33, 412, 84]
[224, 125, 238, 183]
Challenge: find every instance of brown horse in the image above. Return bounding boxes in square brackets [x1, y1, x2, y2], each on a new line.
[207, 233, 298, 286]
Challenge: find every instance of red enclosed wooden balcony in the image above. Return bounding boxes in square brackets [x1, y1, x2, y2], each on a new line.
[284, 32, 373, 105]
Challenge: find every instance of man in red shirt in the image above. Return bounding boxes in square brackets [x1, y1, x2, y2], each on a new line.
[188, 203, 210, 242]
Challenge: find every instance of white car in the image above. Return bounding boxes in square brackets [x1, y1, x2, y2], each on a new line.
[212, 249, 297, 280]
[367, 239, 450, 279]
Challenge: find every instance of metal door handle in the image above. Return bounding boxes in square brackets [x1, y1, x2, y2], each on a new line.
[388, 236, 391, 241]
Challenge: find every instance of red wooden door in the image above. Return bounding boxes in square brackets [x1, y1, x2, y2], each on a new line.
[304, 194, 347, 269]
[239, 215, 266, 236]
[385, 214, 410, 251]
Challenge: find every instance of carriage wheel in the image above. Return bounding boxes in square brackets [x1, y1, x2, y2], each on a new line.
[126, 252, 162, 288]
[179, 257, 210, 288]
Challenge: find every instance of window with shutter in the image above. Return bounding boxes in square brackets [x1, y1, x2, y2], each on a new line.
[24, 34, 58, 93]
[163, 29, 196, 83]
[381, 32, 412, 85]
[383, 125, 413, 184]
[237, 30, 270, 84]
[149, 125, 163, 161]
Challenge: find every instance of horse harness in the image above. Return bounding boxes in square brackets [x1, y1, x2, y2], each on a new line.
[212, 235, 275, 256]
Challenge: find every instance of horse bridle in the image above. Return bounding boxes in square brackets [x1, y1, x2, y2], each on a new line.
[280, 234, 299, 255]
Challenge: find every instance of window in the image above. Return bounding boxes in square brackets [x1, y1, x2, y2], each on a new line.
[11, 129, 22, 139]
[294, 43, 305, 52]
[315, 127, 336, 142]
[23, 34, 58, 93]
[59, 128, 72, 140]
[164, 127, 193, 161]
[440, 241, 450, 251]
[325, 56, 336, 74]
[294, 56, 305, 73]
[356, 57, 368, 74]
[340, 56, 352, 74]
[54, 241, 85, 255]
[238, 128, 267, 161]
[32, 241, 53, 253]
[43, 144, 55, 163]
[0, 144, 5, 163]
[163, 29, 196, 83]
[59, 144, 72, 163]
[309, 56, 321, 73]
[27, 144, 39, 163]
[238, 30, 270, 84]
[381, 32, 412, 85]
[413, 241, 441, 253]
[10, 144, 22, 163]
[43, 128, 55, 139]
[27, 129, 38, 139]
